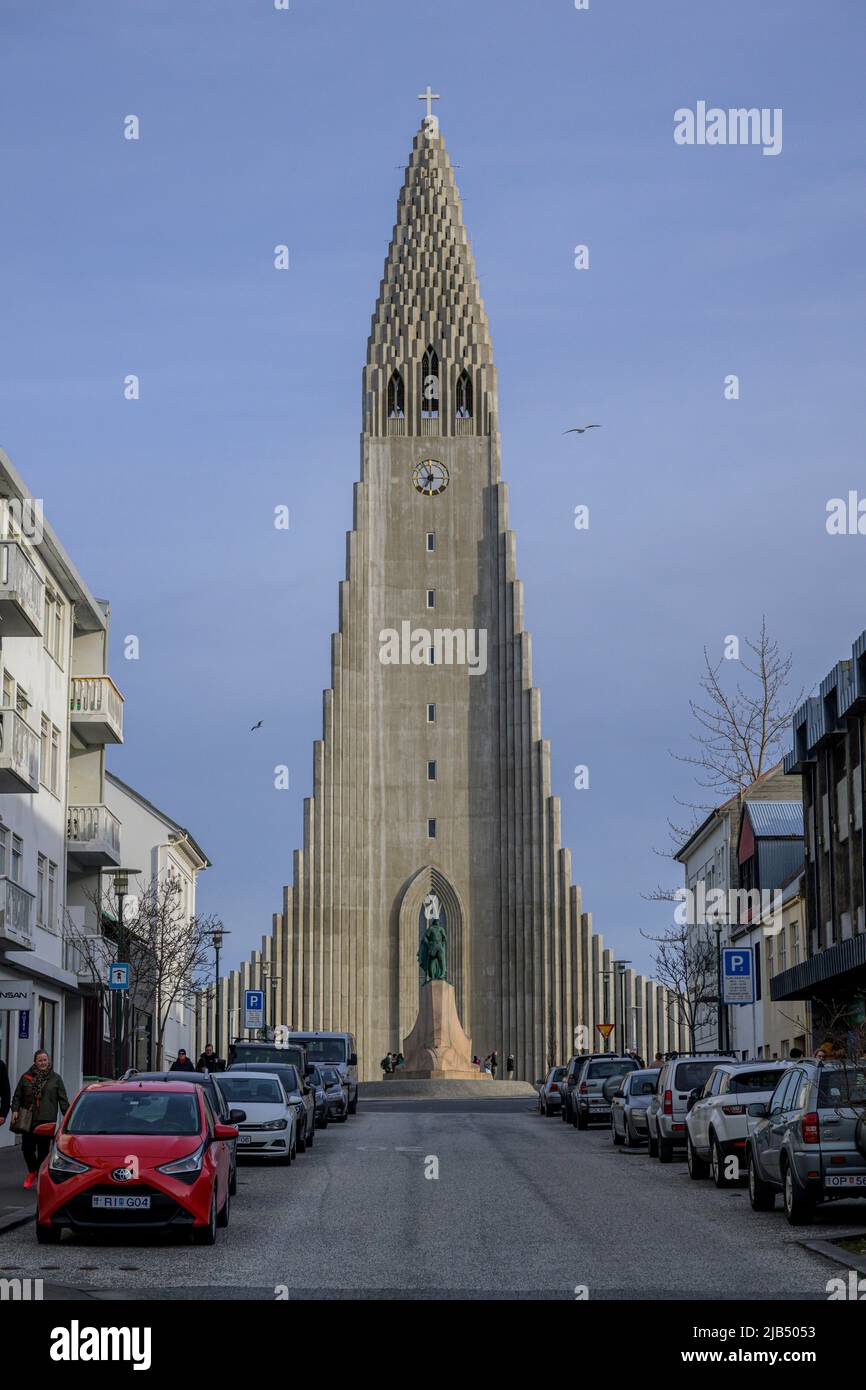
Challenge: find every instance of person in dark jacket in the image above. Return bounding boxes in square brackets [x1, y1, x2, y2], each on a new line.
[11, 1050, 69, 1189]
[195, 1043, 224, 1074]
[169, 1049, 195, 1072]
[0, 1055, 11, 1128]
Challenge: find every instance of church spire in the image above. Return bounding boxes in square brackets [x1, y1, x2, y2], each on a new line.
[363, 109, 497, 438]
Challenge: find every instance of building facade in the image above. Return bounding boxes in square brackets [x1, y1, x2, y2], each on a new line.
[774, 637, 866, 1051]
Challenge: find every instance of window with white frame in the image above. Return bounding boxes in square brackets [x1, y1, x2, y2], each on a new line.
[49, 725, 61, 795]
[11, 835, 23, 884]
[0, 827, 8, 878]
[2, 671, 13, 707]
[44, 589, 65, 666]
[426, 532, 436, 553]
[40, 715, 50, 788]
[426, 703, 436, 723]
[36, 853, 46, 926]
[426, 590, 435, 609]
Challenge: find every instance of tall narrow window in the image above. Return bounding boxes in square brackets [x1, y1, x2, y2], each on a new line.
[36, 854, 46, 926]
[427, 819, 437, 839]
[387, 369, 404, 419]
[47, 860, 57, 930]
[427, 760, 437, 781]
[428, 645, 436, 665]
[427, 703, 436, 723]
[421, 346, 439, 419]
[426, 532, 436, 553]
[426, 590, 435, 609]
[11, 834, 22, 884]
[456, 368, 473, 418]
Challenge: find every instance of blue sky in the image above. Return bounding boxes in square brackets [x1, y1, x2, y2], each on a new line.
[2, 1, 865, 977]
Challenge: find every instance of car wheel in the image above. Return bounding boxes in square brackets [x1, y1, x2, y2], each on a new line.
[647, 1125, 659, 1158]
[658, 1137, 673, 1163]
[348, 1092, 358, 1115]
[217, 1183, 230, 1227]
[291, 1134, 298, 1161]
[36, 1222, 61, 1245]
[687, 1136, 709, 1180]
[229, 1159, 238, 1196]
[623, 1118, 635, 1148]
[576, 1107, 588, 1131]
[747, 1149, 776, 1211]
[319, 1111, 329, 1129]
[306, 1120, 315, 1148]
[710, 1135, 733, 1188]
[338, 1107, 348, 1122]
[611, 1117, 624, 1146]
[297, 1121, 307, 1153]
[194, 1192, 218, 1245]
[782, 1161, 815, 1226]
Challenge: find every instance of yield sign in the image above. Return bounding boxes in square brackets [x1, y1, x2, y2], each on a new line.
[596, 1023, 615, 1039]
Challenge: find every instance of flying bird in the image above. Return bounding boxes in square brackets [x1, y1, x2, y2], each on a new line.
[250, 721, 263, 732]
[563, 425, 601, 435]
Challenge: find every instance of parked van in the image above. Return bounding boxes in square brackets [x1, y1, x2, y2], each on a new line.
[287, 1032, 358, 1113]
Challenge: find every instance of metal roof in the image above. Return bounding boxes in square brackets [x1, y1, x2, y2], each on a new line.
[743, 800, 803, 839]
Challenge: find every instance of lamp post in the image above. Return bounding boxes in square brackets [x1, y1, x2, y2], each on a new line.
[260, 961, 280, 1040]
[106, 868, 141, 1078]
[615, 961, 631, 1056]
[208, 927, 231, 1061]
[713, 923, 724, 1051]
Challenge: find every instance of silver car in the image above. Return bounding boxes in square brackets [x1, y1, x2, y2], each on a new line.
[320, 1065, 350, 1121]
[747, 1059, 866, 1225]
[647, 1053, 734, 1162]
[536, 1066, 566, 1116]
[610, 1068, 660, 1146]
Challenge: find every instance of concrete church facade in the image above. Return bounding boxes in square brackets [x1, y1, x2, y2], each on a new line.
[198, 109, 685, 1080]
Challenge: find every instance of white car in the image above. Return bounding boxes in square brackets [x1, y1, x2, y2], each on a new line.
[216, 1072, 297, 1164]
[686, 1059, 793, 1187]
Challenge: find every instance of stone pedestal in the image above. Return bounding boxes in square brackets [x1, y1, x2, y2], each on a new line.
[388, 979, 492, 1081]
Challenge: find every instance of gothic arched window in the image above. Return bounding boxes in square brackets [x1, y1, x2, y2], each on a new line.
[455, 369, 473, 419]
[387, 369, 404, 419]
[421, 346, 439, 419]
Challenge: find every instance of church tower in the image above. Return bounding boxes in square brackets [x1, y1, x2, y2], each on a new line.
[272, 104, 589, 1080]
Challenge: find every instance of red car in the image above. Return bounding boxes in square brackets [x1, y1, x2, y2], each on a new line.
[34, 1080, 237, 1245]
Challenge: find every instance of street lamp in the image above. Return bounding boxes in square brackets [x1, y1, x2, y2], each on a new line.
[615, 961, 631, 1056]
[105, 868, 141, 1078]
[260, 961, 280, 1040]
[208, 926, 231, 1061]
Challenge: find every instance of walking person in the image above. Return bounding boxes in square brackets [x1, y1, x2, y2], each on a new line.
[11, 1050, 69, 1190]
[489, 1049, 498, 1080]
[0, 1053, 10, 1130]
[196, 1042, 224, 1074]
[506, 1052, 515, 1082]
[169, 1048, 195, 1072]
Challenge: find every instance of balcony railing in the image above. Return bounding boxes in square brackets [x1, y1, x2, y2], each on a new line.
[0, 707, 40, 792]
[69, 675, 124, 745]
[0, 540, 43, 637]
[67, 803, 122, 867]
[0, 875, 34, 949]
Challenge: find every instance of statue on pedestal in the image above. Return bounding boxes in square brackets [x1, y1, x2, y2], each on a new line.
[418, 892, 447, 983]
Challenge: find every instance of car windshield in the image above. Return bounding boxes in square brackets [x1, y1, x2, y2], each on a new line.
[673, 1062, 716, 1091]
[549, 1068, 566, 1082]
[587, 1060, 637, 1079]
[291, 1039, 347, 1063]
[733, 1069, 788, 1093]
[629, 1071, 659, 1094]
[67, 1090, 200, 1136]
[231, 1044, 305, 1068]
[321, 1067, 341, 1085]
[818, 1066, 866, 1107]
[218, 1076, 285, 1104]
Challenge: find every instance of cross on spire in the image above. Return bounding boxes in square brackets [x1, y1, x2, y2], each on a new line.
[417, 86, 441, 121]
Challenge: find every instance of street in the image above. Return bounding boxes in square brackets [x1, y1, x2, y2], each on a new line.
[0, 1097, 847, 1300]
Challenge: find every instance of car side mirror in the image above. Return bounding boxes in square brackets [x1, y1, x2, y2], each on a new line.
[686, 1088, 700, 1112]
[348, 1053, 357, 1067]
[613, 1089, 625, 1100]
[747, 1102, 768, 1119]
[214, 1123, 239, 1141]
[228, 1109, 246, 1124]
[34, 1122, 56, 1137]
[304, 1065, 316, 1078]
[534, 1078, 544, 1088]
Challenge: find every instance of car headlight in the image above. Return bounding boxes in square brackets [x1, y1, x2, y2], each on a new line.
[157, 1140, 206, 1176]
[259, 1118, 288, 1131]
[49, 1146, 90, 1175]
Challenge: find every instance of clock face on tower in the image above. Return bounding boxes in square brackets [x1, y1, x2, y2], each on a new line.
[412, 459, 450, 496]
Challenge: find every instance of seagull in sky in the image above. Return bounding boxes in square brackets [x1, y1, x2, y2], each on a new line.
[563, 425, 601, 435]
[250, 720, 263, 732]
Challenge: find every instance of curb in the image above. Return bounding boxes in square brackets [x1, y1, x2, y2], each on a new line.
[798, 1230, 866, 1277]
[0, 1208, 35, 1235]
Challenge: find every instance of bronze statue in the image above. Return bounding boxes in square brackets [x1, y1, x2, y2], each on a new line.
[418, 892, 447, 983]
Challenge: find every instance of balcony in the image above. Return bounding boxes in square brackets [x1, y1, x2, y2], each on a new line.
[0, 707, 40, 792]
[70, 675, 124, 745]
[0, 876, 34, 950]
[0, 540, 44, 637]
[67, 803, 121, 868]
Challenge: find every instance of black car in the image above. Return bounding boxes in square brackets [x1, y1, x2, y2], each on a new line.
[120, 1069, 245, 1195]
[226, 1062, 316, 1152]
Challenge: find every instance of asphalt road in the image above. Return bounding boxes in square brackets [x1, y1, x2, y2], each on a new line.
[0, 1099, 854, 1300]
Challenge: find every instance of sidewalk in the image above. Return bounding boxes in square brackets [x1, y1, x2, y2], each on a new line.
[0, 1140, 35, 1233]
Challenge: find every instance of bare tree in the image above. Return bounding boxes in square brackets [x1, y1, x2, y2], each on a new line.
[65, 877, 221, 1074]
[641, 924, 719, 1051]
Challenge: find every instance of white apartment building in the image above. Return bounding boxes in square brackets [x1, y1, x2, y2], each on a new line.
[104, 772, 210, 1069]
[0, 447, 123, 1149]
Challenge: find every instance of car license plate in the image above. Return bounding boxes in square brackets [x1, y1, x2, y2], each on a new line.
[92, 1194, 151, 1210]
[825, 1174, 866, 1189]
[237, 1133, 252, 1145]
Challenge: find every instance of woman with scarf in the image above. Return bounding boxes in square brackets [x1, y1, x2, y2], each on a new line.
[11, 1050, 69, 1189]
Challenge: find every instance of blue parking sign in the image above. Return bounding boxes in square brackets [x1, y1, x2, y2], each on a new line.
[722, 947, 754, 1005]
[244, 990, 264, 1029]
